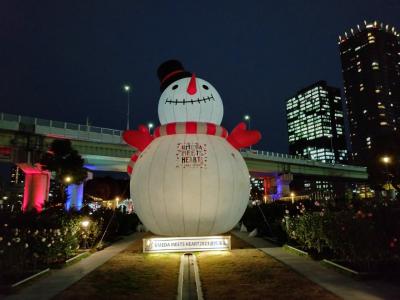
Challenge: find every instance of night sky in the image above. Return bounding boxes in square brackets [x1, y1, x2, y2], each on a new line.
[1, 0, 399, 152]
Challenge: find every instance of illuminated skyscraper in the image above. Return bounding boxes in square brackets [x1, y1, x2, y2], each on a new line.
[286, 81, 348, 163]
[338, 21, 400, 179]
[10, 166, 24, 185]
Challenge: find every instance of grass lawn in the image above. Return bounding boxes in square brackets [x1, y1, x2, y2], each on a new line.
[197, 234, 339, 300]
[56, 235, 181, 300]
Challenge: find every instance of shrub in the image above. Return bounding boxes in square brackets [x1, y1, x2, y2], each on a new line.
[284, 199, 400, 270]
[285, 212, 329, 253]
[0, 209, 102, 283]
[241, 200, 316, 242]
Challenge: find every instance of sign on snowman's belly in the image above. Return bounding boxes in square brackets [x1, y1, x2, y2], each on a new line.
[176, 142, 208, 168]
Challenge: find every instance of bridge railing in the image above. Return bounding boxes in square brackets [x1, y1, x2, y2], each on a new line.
[240, 149, 366, 172]
[240, 149, 304, 161]
[1, 112, 124, 141]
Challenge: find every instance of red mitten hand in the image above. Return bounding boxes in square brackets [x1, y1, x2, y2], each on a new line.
[227, 122, 261, 149]
[123, 125, 154, 151]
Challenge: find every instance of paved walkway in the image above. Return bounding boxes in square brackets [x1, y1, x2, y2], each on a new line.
[232, 231, 400, 300]
[4, 232, 146, 300]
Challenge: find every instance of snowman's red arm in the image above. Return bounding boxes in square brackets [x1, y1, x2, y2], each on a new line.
[123, 122, 261, 152]
[123, 122, 260, 174]
[123, 125, 154, 151]
[227, 122, 262, 149]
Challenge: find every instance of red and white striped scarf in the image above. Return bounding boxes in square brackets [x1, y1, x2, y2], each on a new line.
[127, 122, 227, 175]
[154, 122, 228, 138]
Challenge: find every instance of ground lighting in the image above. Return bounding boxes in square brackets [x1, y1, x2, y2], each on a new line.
[81, 220, 90, 228]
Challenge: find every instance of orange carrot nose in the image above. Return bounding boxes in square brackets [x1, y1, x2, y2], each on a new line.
[187, 73, 197, 95]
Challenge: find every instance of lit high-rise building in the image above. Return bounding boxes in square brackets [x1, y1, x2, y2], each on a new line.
[10, 166, 24, 185]
[338, 21, 400, 180]
[286, 81, 348, 163]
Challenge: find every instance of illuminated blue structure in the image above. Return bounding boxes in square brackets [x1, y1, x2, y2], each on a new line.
[65, 183, 84, 211]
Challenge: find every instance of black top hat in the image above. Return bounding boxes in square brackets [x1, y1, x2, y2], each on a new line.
[157, 60, 192, 92]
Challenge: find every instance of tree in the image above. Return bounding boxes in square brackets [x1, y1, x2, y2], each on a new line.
[41, 140, 87, 204]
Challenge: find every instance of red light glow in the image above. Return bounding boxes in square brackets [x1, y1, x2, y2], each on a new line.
[263, 177, 271, 197]
[18, 164, 50, 213]
[0, 146, 12, 156]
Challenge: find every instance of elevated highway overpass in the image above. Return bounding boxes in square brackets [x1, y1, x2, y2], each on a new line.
[82, 150, 367, 180]
[0, 111, 368, 181]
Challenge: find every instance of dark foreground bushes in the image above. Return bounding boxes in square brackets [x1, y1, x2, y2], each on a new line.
[242, 199, 400, 271]
[0, 208, 140, 285]
[284, 200, 400, 270]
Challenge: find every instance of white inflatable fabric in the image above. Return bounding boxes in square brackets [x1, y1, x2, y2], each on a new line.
[131, 134, 249, 236]
[158, 77, 224, 125]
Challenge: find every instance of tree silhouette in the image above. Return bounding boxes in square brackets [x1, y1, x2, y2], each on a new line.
[41, 139, 87, 184]
[40, 140, 87, 205]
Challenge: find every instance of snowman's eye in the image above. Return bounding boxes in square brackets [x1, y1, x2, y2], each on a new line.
[202, 85, 209, 90]
[172, 84, 178, 90]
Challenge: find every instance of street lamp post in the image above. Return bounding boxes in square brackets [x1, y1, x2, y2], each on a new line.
[148, 122, 154, 134]
[81, 219, 90, 249]
[243, 115, 251, 150]
[115, 196, 120, 210]
[381, 156, 391, 187]
[290, 192, 295, 204]
[124, 85, 131, 130]
[244, 114, 251, 129]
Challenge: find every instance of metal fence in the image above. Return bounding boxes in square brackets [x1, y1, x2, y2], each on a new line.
[240, 149, 304, 160]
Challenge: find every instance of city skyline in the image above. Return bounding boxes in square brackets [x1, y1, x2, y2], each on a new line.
[1, 1, 399, 153]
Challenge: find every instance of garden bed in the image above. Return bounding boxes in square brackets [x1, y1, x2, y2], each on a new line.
[0, 208, 141, 293]
[277, 199, 400, 278]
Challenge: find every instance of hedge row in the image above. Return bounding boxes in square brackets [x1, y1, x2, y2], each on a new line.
[283, 200, 400, 269]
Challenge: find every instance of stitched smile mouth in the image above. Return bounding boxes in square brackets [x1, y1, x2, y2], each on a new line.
[165, 94, 215, 105]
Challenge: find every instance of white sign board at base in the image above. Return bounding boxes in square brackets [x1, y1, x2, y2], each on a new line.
[143, 236, 231, 253]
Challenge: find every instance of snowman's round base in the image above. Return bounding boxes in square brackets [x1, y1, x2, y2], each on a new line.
[142, 235, 231, 253]
[131, 134, 250, 237]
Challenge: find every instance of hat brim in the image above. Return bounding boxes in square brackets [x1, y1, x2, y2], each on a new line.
[160, 71, 192, 92]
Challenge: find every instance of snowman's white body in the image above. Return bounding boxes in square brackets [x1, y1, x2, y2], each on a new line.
[130, 74, 251, 236]
[131, 134, 249, 236]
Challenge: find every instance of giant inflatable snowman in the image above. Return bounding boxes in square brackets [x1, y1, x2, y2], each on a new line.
[123, 60, 261, 236]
